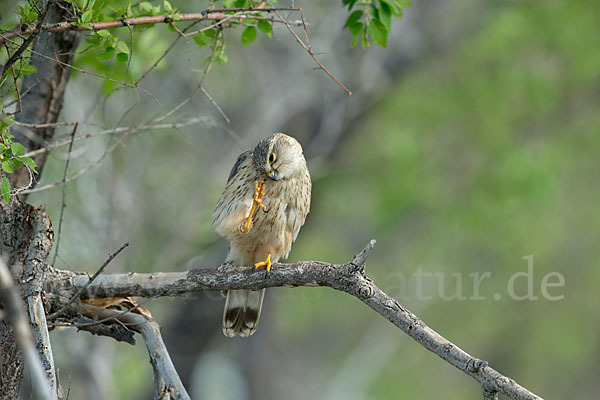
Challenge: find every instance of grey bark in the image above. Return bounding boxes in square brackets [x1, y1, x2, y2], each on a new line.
[0, 203, 54, 399]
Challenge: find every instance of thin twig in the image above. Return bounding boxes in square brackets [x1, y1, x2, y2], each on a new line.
[273, 6, 352, 95]
[201, 86, 230, 123]
[46, 242, 129, 320]
[153, 25, 224, 123]
[14, 121, 78, 128]
[51, 122, 78, 267]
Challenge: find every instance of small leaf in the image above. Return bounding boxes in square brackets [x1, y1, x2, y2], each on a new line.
[116, 53, 129, 64]
[241, 26, 257, 46]
[81, 10, 92, 23]
[348, 22, 363, 39]
[194, 32, 209, 47]
[379, 1, 392, 30]
[369, 18, 388, 47]
[10, 142, 25, 156]
[257, 20, 272, 38]
[1, 177, 10, 203]
[9, 158, 21, 169]
[343, 0, 358, 9]
[96, 29, 112, 39]
[98, 46, 115, 60]
[116, 41, 130, 55]
[20, 157, 38, 173]
[2, 160, 13, 174]
[163, 0, 173, 12]
[21, 64, 37, 75]
[139, 2, 153, 12]
[344, 10, 363, 28]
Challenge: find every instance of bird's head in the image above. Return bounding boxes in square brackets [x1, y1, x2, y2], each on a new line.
[253, 133, 306, 181]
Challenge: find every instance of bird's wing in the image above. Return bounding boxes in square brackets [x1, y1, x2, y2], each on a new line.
[212, 150, 255, 237]
[286, 170, 312, 243]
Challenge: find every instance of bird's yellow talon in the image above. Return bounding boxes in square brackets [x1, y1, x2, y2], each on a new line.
[242, 177, 267, 233]
[254, 253, 271, 272]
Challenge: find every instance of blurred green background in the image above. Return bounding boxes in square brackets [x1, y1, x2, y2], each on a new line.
[6, 0, 599, 398]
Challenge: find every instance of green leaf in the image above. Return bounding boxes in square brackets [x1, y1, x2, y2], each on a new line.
[139, 2, 153, 12]
[194, 32, 209, 47]
[342, 0, 358, 9]
[241, 26, 257, 46]
[96, 29, 112, 39]
[344, 10, 363, 28]
[9, 158, 21, 169]
[116, 53, 129, 64]
[2, 160, 13, 174]
[98, 46, 115, 60]
[369, 18, 388, 47]
[20, 157, 38, 173]
[10, 142, 25, 156]
[349, 22, 363, 39]
[21, 64, 37, 75]
[116, 41, 130, 55]
[163, 0, 173, 12]
[234, 0, 249, 7]
[81, 10, 92, 23]
[1, 177, 9, 203]
[379, 1, 392, 30]
[257, 20, 272, 38]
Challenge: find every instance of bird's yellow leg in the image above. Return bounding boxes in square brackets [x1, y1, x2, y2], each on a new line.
[255, 253, 272, 272]
[242, 177, 267, 233]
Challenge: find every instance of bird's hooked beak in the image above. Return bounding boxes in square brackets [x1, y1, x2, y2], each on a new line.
[267, 170, 278, 180]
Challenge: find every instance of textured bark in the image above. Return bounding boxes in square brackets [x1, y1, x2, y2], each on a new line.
[0, 203, 54, 398]
[10, 1, 79, 192]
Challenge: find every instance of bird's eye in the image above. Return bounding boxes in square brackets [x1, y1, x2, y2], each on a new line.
[268, 152, 277, 164]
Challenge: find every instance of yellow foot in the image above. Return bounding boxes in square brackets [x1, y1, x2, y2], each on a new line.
[254, 253, 272, 273]
[242, 177, 268, 233]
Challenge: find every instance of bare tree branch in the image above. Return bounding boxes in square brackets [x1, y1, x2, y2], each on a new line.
[78, 303, 190, 400]
[45, 241, 544, 400]
[0, 258, 54, 400]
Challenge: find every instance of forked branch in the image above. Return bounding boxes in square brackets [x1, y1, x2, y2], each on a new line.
[46, 240, 543, 400]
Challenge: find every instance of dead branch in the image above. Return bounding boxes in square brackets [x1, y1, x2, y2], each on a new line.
[78, 303, 190, 399]
[45, 241, 544, 400]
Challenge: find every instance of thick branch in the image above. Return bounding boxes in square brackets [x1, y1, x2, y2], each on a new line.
[46, 241, 543, 400]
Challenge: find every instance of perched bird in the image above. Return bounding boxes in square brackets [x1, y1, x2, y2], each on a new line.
[213, 133, 311, 337]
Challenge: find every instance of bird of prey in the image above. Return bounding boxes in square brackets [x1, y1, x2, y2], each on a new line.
[213, 133, 311, 337]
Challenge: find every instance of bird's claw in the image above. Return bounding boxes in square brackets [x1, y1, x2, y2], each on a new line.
[242, 177, 267, 233]
[254, 253, 271, 276]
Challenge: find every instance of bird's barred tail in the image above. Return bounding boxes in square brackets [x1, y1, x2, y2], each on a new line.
[222, 289, 265, 337]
